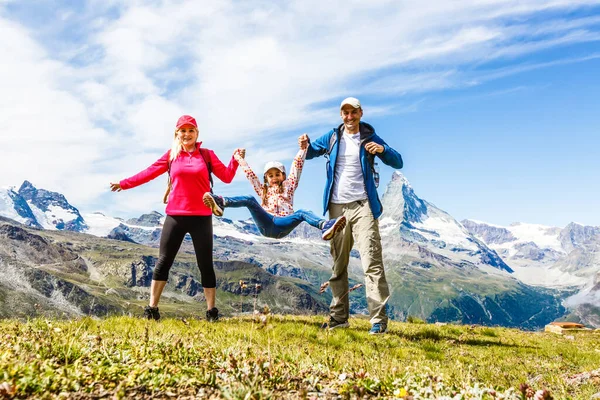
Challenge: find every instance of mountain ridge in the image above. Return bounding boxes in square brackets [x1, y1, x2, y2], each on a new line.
[0, 173, 594, 327]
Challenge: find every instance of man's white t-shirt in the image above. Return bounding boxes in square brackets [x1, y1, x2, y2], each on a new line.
[331, 132, 367, 204]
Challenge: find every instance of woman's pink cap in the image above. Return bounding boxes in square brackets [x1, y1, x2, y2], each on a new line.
[176, 115, 197, 129]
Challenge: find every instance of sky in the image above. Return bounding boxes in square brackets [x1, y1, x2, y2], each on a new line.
[1, 0, 599, 228]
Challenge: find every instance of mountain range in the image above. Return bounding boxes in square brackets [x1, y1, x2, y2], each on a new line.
[1, 173, 598, 328]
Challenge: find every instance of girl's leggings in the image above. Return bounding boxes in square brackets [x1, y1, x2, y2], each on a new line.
[153, 215, 215, 287]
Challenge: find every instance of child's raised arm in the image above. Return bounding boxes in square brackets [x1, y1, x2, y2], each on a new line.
[234, 150, 264, 198]
[286, 148, 307, 192]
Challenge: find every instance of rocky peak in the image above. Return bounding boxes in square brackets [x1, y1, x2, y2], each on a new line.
[17, 181, 87, 232]
[0, 187, 41, 228]
[125, 211, 164, 227]
[560, 223, 600, 253]
[17, 180, 38, 199]
[381, 171, 427, 223]
[461, 220, 517, 245]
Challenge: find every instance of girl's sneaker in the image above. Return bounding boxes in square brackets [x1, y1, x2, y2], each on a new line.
[203, 193, 224, 216]
[321, 216, 347, 240]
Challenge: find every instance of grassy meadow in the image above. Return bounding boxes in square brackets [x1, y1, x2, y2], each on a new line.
[0, 314, 598, 399]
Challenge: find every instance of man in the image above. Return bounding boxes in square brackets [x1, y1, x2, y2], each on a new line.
[299, 97, 403, 334]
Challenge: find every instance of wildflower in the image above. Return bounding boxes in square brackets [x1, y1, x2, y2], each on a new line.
[319, 281, 329, 294]
[534, 389, 553, 400]
[354, 369, 368, 379]
[0, 382, 15, 397]
[394, 387, 408, 398]
[259, 314, 268, 326]
[239, 280, 248, 289]
[339, 373, 347, 381]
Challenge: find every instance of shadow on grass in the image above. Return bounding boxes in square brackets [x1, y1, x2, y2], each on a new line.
[387, 329, 538, 349]
[227, 319, 538, 350]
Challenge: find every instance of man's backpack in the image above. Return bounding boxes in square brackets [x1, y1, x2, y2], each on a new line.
[162, 148, 213, 204]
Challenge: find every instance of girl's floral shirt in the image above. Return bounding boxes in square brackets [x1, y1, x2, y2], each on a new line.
[238, 149, 306, 216]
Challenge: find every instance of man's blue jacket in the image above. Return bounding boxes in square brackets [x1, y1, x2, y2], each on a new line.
[306, 122, 403, 219]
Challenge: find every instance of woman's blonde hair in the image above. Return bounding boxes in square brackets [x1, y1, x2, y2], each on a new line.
[261, 174, 285, 206]
[169, 127, 199, 162]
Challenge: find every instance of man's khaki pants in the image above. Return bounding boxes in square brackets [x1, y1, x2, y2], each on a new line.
[328, 200, 389, 325]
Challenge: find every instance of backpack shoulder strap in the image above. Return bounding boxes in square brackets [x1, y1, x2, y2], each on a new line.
[167, 150, 172, 176]
[199, 147, 214, 192]
[326, 126, 342, 158]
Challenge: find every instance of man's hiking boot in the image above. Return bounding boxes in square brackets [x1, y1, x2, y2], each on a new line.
[144, 306, 160, 321]
[369, 323, 387, 335]
[321, 216, 347, 240]
[203, 193, 224, 217]
[206, 307, 219, 322]
[320, 317, 349, 330]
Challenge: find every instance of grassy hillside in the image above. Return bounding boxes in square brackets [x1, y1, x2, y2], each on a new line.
[0, 316, 598, 399]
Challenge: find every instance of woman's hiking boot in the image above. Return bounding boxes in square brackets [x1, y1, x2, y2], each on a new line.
[143, 306, 160, 321]
[206, 307, 219, 322]
[203, 193, 224, 216]
[321, 216, 347, 240]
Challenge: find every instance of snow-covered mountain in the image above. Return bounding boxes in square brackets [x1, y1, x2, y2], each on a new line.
[0, 187, 41, 228]
[463, 219, 600, 327]
[462, 220, 598, 288]
[380, 172, 512, 273]
[15, 181, 88, 232]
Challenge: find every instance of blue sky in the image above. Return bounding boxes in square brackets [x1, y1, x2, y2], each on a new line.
[1, 1, 599, 227]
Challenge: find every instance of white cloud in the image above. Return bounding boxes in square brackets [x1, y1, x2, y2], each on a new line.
[0, 0, 598, 217]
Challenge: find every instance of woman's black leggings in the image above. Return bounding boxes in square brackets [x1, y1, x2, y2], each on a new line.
[153, 215, 215, 288]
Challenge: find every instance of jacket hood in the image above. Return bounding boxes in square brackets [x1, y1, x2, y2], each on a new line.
[336, 122, 375, 141]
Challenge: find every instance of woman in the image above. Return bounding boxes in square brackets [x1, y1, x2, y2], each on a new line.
[110, 115, 242, 322]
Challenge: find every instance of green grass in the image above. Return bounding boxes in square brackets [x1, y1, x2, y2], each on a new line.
[0, 316, 598, 399]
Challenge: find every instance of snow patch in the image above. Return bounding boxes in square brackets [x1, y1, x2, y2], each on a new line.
[414, 215, 475, 249]
[84, 212, 164, 237]
[213, 224, 262, 242]
[47, 204, 78, 223]
[28, 202, 56, 230]
[0, 189, 28, 224]
[507, 223, 563, 252]
[83, 213, 122, 236]
[465, 219, 504, 228]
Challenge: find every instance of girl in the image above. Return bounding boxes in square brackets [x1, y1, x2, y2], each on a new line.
[110, 115, 241, 322]
[202, 143, 346, 240]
